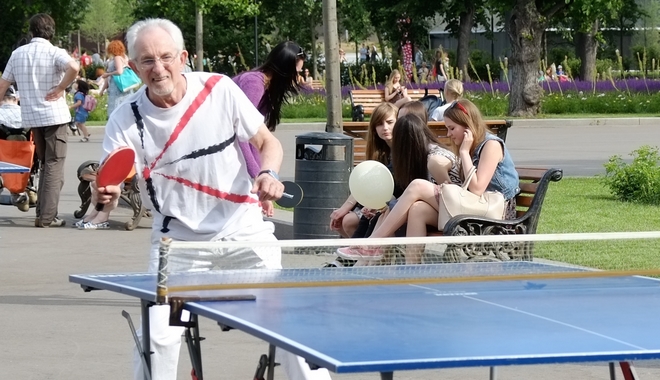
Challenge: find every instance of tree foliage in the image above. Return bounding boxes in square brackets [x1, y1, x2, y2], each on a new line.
[0, 0, 86, 70]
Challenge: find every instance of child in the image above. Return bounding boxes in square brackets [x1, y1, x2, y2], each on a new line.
[70, 80, 91, 142]
[0, 86, 33, 211]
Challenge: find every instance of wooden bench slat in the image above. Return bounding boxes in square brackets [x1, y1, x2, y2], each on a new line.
[518, 182, 539, 194]
[515, 194, 534, 208]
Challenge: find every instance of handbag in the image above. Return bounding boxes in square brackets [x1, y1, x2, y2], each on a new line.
[437, 167, 506, 230]
[113, 67, 141, 93]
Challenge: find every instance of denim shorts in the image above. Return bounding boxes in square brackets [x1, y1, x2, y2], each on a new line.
[74, 112, 89, 123]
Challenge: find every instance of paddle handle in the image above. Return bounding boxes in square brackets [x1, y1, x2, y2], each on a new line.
[282, 193, 293, 199]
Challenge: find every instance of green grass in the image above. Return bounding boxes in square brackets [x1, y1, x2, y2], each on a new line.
[535, 177, 660, 270]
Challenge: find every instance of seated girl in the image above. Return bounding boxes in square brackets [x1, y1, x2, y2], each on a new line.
[344, 99, 519, 263]
[330, 102, 398, 238]
[430, 79, 463, 121]
[384, 69, 412, 107]
[337, 113, 461, 261]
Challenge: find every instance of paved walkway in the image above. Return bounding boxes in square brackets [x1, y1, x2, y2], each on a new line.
[1, 118, 659, 379]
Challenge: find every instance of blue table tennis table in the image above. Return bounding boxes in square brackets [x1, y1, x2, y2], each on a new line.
[70, 262, 660, 380]
[0, 161, 29, 173]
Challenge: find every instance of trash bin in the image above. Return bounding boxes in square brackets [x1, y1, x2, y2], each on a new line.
[294, 132, 353, 240]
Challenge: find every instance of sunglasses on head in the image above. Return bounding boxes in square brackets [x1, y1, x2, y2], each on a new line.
[297, 48, 305, 57]
[450, 100, 469, 116]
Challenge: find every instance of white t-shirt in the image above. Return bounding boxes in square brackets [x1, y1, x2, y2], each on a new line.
[103, 72, 273, 246]
[430, 102, 452, 121]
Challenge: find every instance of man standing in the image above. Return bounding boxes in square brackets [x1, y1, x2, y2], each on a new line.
[94, 18, 331, 380]
[0, 13, 79, 227]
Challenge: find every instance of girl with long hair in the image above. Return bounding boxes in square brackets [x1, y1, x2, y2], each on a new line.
[233, 41, 304, 217]
[384, 69, 412, 107]
[342, 99, 518, 263]
[330, 102, 398, 238]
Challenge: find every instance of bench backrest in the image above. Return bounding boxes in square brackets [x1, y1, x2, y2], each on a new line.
[310, 80, 323, 90]
[343, 120, 512, 166]
[349, 88, 441, 116]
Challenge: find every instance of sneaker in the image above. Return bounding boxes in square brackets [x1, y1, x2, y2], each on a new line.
[78, 221, 110, 230]
[80, 137, 89, 142]
[336, 246, 383, 261]
[35, 217, 66, 228]
[74, 219, 86, 228]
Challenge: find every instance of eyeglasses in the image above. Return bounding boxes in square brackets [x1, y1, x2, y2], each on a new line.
[450, 100, 468, 116]
[138, 52, 179, 69]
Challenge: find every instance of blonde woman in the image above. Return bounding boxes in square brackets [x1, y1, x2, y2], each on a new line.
[384, 69, 412, 107]
[430, 79, 464, 121]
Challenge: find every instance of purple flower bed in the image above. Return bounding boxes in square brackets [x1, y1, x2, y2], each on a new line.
[300, 78, 660, 98]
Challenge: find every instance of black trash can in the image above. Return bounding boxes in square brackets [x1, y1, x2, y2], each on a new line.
[293, 132, 353, 240]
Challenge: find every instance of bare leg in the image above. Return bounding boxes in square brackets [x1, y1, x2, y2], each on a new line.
[76, 123, 90, 139]
[370, 179, 437, 238]
[82, 185, 114, 224]
[405, 201, 440, 264]
[340, 212, 360, 238]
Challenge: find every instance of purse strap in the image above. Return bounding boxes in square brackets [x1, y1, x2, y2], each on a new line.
[462, 167, 477, 190]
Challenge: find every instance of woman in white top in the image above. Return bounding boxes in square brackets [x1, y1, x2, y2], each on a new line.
[430, 79, 464, 121]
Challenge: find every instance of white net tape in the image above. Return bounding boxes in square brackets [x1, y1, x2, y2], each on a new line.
[155, 232, 660, 299]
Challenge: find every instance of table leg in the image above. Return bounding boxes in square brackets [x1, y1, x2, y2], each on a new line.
[380, 372, 393, 380]
[267, 344, 276, 380]
[619, 362, 639, 380]
[141, 299, 152, 380]
[185, 314, 204, 380]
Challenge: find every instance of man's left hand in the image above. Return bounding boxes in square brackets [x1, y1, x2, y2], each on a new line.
[251, 173, 284, 202]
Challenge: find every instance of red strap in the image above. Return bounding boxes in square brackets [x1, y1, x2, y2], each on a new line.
[148, 74, 222, 172]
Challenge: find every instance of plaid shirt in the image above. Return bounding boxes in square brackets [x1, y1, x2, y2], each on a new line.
[1, 38, 73, 128]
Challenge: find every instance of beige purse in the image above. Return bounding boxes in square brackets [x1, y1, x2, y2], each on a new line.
[437, 167, 506, 230]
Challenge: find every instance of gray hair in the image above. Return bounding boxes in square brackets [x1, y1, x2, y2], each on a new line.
[125, 18, 185, 61]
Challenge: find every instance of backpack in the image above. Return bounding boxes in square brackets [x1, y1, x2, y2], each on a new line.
[82, 94, 97, 112]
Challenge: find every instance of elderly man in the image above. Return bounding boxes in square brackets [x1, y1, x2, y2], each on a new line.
[93, 18, 331, 380]
[0, 13, 79, 227]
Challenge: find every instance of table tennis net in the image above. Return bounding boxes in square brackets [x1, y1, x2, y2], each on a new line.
[156, 232, 660, 300]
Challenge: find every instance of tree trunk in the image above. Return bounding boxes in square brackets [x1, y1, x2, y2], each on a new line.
[195, 6, 203, 72]
[506, 2, 545, 117]
[377, 31, 386, 64]
[576, 20, 599, 82]
[311, 16, 318, 79]
[322, 0, 342, 133]
[456, 5, 475, 82]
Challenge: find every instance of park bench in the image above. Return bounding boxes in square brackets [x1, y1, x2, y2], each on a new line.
[349, 88, 443, 121]
[310, 79, 324, 90]
[343, 119, 512, 166]
[436, 167, 563, 262]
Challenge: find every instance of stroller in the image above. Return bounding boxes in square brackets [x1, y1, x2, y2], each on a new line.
[0, 96, 40, 211]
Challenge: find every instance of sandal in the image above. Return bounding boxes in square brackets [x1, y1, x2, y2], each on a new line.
[78, 221, 110, 230]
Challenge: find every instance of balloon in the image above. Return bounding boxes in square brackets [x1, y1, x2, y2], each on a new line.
[349, 160, 394, 209]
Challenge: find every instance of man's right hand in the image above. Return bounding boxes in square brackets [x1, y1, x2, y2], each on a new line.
[91, 181, 121, 206]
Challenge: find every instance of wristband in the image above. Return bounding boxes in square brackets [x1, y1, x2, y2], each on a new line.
[258, 169, 279, 181]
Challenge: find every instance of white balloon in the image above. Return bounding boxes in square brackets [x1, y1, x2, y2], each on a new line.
[349, 160, 394, 209]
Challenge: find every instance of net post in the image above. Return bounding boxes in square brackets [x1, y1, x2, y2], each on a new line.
[157, 237, 171, 304]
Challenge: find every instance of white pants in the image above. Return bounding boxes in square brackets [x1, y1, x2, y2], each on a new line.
[133, 231, 332, 380]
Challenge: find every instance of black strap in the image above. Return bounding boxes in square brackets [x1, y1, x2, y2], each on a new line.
[130, 101, 174, 229]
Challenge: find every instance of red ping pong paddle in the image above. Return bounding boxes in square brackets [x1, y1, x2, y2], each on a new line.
[95, 147, 136, 211]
